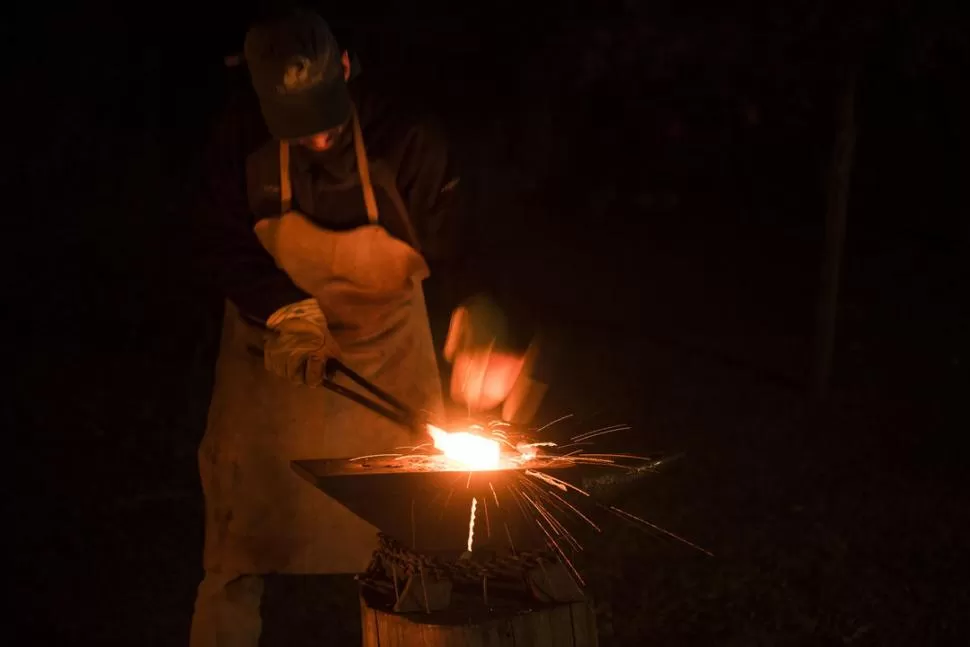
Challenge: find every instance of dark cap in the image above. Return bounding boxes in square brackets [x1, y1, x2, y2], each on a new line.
[243, 9, 351, 140]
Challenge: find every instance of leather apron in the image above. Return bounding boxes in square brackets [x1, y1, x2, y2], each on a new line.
[199, 109, 443, 575]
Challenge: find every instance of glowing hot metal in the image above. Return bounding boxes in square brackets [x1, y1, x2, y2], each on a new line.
[427, 424, 501, 470]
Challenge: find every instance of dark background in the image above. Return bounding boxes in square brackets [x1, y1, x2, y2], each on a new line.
[10, 0, 968, 645]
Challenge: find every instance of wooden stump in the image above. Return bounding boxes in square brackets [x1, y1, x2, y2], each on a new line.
[359, 589, 598, 646]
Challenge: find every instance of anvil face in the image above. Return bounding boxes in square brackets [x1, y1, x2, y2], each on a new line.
[292, 457, 576, 554]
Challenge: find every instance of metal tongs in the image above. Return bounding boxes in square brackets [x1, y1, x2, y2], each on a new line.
[321, 358, 427, 433]
[247, 334, 426, 432]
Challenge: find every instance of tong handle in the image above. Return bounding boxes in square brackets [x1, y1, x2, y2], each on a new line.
[319, 380, 414, 427]
[245, 344, 422, 431]
[324, 358, 422, 429]
[325, 359, 411, 416]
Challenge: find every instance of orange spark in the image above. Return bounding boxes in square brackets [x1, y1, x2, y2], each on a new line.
[467, 497, 478, 552]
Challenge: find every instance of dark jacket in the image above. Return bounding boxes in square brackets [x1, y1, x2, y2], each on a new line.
[192, 64, 553, 390]
[193, 68, 471, 323]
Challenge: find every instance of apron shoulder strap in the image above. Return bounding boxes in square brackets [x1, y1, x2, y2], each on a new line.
[279, 140, 292, 214]
[369, 160, 423, 253]
[351, 106, 379, 224]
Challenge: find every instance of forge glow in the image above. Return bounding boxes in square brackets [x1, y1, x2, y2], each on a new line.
[427, 424, 501, 470]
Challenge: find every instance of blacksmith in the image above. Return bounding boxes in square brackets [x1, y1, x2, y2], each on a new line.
[190, 8, 544, 646]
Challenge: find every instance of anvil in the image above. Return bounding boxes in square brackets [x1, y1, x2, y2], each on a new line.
[289, 359, 634, 556]
[291, 456, 576, 555]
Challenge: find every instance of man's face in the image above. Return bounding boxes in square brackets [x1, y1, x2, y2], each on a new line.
[294, 121, 349, 152]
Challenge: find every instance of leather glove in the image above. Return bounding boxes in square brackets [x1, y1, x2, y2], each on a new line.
[443, 294, 509, 363]
[264, 298, 340, 386]
[444, 294, 545, 420]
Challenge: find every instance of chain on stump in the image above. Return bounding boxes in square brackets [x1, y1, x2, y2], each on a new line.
[360, 533, 559, 592]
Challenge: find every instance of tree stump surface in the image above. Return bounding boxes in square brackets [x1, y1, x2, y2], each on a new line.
[359, 590, 598, 646]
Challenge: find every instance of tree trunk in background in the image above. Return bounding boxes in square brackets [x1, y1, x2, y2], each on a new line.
[814, 70, 858, 396]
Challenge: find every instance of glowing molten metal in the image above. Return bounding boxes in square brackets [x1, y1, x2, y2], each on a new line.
[427, 424, 501, 470]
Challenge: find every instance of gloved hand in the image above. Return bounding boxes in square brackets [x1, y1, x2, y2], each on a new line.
[264, 298, 340, 386]
[444, 294, 544, 420]
[443, 294, 509, 362]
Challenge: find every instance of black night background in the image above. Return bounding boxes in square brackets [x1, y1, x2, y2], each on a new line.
[9, 1, 968, 645]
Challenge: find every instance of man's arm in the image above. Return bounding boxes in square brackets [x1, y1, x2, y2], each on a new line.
[397, 117, 554, 422]
[395, 119, 471, 292]
[393, 118, 467, 320]
[397, 119, 540, 350]
[192, 83, 310, 323]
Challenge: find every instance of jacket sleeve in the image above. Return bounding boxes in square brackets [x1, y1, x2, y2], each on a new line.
[396, 119, 465, 269]
[192, 87, 310, 323]
[395, 119, 487, 324]
[397, 120, 544, 356]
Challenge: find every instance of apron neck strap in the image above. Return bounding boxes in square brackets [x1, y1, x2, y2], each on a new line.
[351, 105, 379, 224]
[279, 140, 292, 213]
[277, 104, 379, 225]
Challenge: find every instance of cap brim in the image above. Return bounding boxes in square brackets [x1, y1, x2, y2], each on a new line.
[259, 80, 352, 140]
